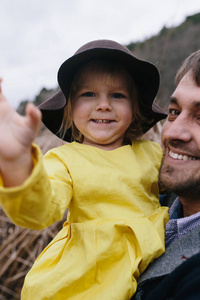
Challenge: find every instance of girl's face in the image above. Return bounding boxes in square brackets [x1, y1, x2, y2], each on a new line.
[72, 70, 134, 150]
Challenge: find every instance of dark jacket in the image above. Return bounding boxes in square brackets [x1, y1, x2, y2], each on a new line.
[132, 194, 200, 300]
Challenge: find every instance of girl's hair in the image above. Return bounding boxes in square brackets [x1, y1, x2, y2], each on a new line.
[175, 50, 200, 87]
[59, 59, 151, 143]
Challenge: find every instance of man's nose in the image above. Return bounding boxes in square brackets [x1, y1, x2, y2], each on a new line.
[162, 115, 192, 142]
[96, 96, 112, 111]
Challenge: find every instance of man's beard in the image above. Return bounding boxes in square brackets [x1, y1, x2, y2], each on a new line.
[159, 157, 200, 198]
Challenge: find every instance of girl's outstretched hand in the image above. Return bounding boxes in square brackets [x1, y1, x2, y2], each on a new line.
[0, 79, 42, 187]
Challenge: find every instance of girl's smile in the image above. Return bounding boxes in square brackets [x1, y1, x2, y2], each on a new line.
[91, 119, 116, 123]
[72, 71, 134, 150]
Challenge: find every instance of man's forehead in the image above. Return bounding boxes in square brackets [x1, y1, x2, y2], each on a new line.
[169, 96, 200, 109]
[169, 72, 200, 109]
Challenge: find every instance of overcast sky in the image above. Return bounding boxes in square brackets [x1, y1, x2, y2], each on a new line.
[1, 0, 200, 108]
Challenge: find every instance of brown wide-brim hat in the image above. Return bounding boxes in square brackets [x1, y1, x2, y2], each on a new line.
[39, 39, 167, 142]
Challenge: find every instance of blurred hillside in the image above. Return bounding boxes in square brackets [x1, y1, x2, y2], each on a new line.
[17, 12, 200, 112]
[127, 12, 200, 111]
[16, 12, 200, 150]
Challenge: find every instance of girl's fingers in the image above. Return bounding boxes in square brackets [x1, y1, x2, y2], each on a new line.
[25, 102, 42, 133]
[0, 78, 8, 103]
[0, 78, 2, 89]
[0, 78, 3, 95]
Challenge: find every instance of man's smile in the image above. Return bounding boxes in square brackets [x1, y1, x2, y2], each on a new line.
[169, 149, 200, 161]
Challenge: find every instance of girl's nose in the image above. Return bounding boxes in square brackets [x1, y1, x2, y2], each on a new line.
[96, 96, 112, 111]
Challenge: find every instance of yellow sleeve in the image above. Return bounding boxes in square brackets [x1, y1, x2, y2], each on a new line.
[135, 140, 166, 194]
[148, 141, 166, 195]
[0, 144, 73, 230]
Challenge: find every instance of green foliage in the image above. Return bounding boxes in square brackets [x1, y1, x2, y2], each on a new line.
[186, 12, 200, 24]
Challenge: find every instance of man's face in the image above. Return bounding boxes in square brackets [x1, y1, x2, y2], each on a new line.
[159, 71, 200, 198]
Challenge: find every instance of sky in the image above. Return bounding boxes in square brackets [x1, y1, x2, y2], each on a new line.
[1, 0, 200, 108]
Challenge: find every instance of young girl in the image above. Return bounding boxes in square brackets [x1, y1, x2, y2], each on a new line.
[0, 40, 169, 299]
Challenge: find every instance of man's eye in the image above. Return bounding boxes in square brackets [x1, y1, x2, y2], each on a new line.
[169, 109, 180, 116]
[82, 92, 95, 97]
[112, 93, 125, 99]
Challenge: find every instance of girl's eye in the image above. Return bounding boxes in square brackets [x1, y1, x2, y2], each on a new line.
[112, 93, 125, 99]
[82, 92, 95, 97]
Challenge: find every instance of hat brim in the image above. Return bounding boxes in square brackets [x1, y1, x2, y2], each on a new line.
[39, 90, 167, 142]
[39, 43, 167, 141]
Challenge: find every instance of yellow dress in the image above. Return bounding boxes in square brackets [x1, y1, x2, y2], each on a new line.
[0, 141, 168, 300]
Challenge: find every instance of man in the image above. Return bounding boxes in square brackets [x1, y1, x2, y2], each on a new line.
[132, 50, 200, 300]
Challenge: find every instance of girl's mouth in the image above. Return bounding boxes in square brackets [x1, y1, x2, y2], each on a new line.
[91, 119, 115, 123]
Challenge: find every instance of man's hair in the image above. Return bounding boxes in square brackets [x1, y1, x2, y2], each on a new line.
[59, 59, 151, 143]
[175, 50, 200, 87]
